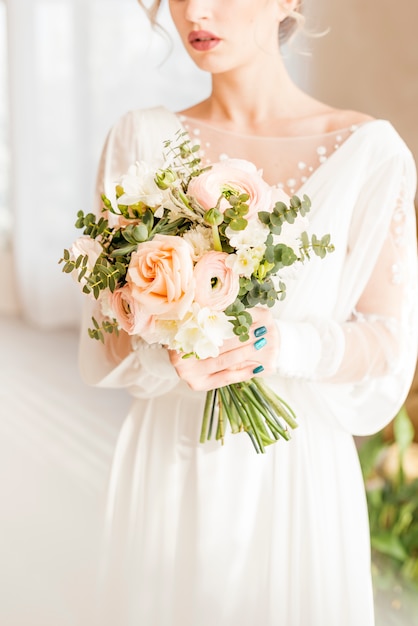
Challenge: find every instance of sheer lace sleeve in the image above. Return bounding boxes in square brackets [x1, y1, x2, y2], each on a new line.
[274, 134, 417, 433]
[276, 157, 417, 382]
[78, 108, 182, 398]
[330, 178, 414, 384]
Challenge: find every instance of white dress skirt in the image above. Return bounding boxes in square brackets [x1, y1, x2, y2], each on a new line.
[79, 107, 418, 626]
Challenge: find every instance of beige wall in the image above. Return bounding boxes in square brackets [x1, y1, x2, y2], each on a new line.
[306, 0, 418, 172]
[304, 0, 418, 433]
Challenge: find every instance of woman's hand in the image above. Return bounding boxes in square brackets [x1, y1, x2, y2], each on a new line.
[168, 307, 279, 391]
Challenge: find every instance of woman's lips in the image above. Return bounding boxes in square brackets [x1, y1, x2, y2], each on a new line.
[188, 30, 221, 51]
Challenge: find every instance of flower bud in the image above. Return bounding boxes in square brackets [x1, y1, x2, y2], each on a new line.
[101, 194, 113, 209]
[132, 223, 149, 242]
[155, 168, 178, 190]
[204, 207, 223, 227]
[255, 261, 274, 281]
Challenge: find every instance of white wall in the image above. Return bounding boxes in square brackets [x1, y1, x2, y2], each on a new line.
[2, 1, 417, 318]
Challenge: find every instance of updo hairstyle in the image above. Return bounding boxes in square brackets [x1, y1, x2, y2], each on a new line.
[278, 1, 305, 45]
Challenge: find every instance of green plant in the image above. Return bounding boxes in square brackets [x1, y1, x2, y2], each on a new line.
[358, 407, 418, 625]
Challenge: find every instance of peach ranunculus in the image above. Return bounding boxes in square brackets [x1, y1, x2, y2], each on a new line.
[126, 234, 195, 319]
[193, 251, 240, 311]
[107, 285, 154, 336]
[187, 159, 272, 220]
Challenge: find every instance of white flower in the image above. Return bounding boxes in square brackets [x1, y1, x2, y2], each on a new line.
[174, 305, 234, 359]
[99, 289, 116, 319]
[117, 161, 165, 207]
[153, 319, 182, 347]
[69, 236, 102, 286]
[182, 225, 213, 260]
[274, 214, 310, 252]
[225, 246, 265, 278]
[225, 220, 269, 250]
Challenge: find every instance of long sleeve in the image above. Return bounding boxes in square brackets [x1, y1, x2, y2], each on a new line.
[272, 124, 418, 434]
[275, 166, 417, 382]
[78, 108, 184, 398]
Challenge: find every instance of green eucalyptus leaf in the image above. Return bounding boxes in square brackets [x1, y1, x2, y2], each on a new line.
[280, 247, 297, 266]
[63, 263, 74, 274]
[229, 217, 248, 231]
[258, 211, 271, 225]
[290, 195, 301, 209]
[270, 224, 282, 236]
[270, 213, 283, 227]
[112, 244, 137, 258]
[283, 209, 297, 224]
[108, 276, 116, 293]
[273, 201, 288, 213]
[224, 208, 237, 221]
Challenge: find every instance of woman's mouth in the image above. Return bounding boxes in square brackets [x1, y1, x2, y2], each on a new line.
[188, 31, 221, 51]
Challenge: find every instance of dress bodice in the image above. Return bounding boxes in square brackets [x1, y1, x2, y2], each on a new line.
[179, 114, 360, 196]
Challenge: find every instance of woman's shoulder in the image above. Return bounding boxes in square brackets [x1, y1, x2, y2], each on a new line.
[103, 106, 183, 164]
[323, 108, 375, 133]
[110, 105, 178, 131]
[328, 108, 414, 161]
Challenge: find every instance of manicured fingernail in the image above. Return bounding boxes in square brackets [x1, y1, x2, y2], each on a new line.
[254, 337, 267, 350]
[253, 365, 264, 374]
[254, 326, 267, 338]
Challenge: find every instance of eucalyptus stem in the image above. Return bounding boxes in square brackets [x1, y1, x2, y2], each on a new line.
[247, 382, 290, 440]
[218, 387, 241, 434]
[253, 379, 298, 429]
[200, 388, 217, 443]
[209, 380, 298, 453]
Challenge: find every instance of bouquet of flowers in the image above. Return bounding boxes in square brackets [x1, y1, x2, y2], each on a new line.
[60, 131, 334, 453]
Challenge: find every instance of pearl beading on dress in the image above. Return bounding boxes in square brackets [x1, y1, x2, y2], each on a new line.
[180, 115, 358, 196]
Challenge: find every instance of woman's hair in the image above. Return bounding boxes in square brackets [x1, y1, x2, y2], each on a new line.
[279, 2, 305, 45]
[137, 0, 305, 45]
[137, 0, 159, 26]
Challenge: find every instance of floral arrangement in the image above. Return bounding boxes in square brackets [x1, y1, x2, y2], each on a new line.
[60, 131, 334, 453]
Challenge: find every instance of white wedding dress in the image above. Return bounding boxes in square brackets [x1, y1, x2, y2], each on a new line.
[79, 107, 418, 626]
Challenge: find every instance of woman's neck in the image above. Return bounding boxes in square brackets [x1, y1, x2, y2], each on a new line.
[181, 57, 330, 136]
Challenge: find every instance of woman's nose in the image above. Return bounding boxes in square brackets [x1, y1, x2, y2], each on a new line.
[184, 0, 211, 23]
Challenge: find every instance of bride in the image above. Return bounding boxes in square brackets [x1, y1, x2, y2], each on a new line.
[79, 1, 418, 624]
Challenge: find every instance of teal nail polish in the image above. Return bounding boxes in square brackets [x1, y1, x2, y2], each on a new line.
[254, 337, 267, 350]
[254, 326, 267, 338]
[253, 365, 264, 374]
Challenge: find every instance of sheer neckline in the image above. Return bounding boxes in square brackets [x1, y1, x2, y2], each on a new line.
[176, 113, 380, 142]
[174, 114, 388, 194]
